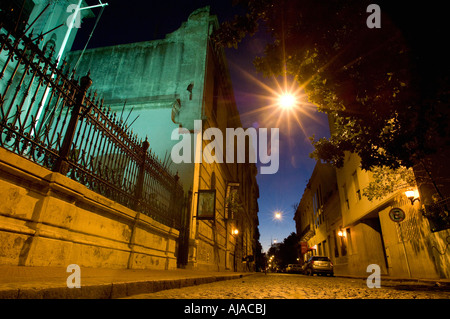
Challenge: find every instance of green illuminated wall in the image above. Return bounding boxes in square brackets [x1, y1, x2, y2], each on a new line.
[67, 7, 216, 191]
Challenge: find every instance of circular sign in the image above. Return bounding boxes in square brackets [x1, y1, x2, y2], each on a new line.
[389, 208, 406, 223]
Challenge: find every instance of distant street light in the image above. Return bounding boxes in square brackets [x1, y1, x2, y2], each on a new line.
[274, 211, 282, 220]
[273, 211, 282, 222]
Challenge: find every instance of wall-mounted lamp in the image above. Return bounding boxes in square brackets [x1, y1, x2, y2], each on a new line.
[232, 228, 239, 236]
[337, 229, 346, 237]
[405, 189, 420, 205]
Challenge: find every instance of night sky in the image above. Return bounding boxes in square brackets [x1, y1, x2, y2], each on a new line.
[71, 0, 331, 252]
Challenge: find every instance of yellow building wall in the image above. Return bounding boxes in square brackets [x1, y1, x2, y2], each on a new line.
[189, 41, 258, 272]
[335, 152, 450, 279]
[0, 148, 179, 270]
[378, 197, 450, 279]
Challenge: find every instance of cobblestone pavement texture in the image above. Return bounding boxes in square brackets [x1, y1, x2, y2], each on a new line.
[0, 265, 249, 299]
[123, 273, 450, 299]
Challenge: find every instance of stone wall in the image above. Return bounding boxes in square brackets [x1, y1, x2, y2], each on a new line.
[0, 147, 179, 269]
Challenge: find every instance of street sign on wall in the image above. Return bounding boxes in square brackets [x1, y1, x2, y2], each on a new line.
[389, 208, 406, 223]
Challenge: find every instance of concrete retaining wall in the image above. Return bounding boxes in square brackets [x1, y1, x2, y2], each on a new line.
[0, 147, 179, 269]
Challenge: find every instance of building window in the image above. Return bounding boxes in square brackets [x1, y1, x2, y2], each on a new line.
[313, 185, 325, 227]
[352, 170, 361, 201]
[318, 185, 323, 206]
[342, 183, 350, 210]
[312, 192, 317, 228]
[187, 83, 194, 100]
[340, 233, 347, 256]
[212, 73, 219, 118]
[346, 228, 354, 255]
[333, 230, 339, 257]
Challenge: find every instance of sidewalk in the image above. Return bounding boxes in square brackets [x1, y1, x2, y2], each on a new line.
[0, 265, 252, 299]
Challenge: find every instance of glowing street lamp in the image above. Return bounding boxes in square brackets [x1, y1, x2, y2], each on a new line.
[405, 188, 420, 205]
[404, 190, 415, 198]
[235, 69, 316, 137]
[278, 93, 297, 109]
[337, 230, 346, 238]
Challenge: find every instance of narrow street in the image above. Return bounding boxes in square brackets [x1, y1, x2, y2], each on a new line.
[123, 273, 450, 299]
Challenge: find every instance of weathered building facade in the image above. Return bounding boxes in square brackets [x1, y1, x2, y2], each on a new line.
[334, 152, 449, 279]
[67, 7, 260, 272]
[295, 118, 450, 279]
[294, 161, 343, 267]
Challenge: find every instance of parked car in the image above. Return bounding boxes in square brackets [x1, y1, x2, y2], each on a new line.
[286, 264, 303, 274]
[303, 256, 334, 276]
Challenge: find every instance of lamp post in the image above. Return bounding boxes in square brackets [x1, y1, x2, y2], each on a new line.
[33, 0, 109, 136]
[232, 227, 240, 272]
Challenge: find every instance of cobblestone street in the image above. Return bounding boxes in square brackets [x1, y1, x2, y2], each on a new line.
[124, 273, 450, 299]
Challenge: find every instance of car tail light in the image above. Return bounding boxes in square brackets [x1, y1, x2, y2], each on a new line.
[310, 260, 314, 265]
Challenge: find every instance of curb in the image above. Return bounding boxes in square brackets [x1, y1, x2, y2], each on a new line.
[334, 274, 450, 286]
[0, 273, 252, 299]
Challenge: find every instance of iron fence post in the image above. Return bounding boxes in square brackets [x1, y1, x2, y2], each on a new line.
[168, 172, 181, 228]
[134, 138, 150, 211]
[127, 139, 149, 269]
[53, 72, 92, 175]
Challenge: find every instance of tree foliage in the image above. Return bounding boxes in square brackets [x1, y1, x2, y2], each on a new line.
[362, 166, 416, 201]
[267, 232, 299, 268]
[214, 0, 449, 171]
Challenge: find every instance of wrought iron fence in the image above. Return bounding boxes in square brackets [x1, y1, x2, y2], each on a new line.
[0, 24, 184, 229]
